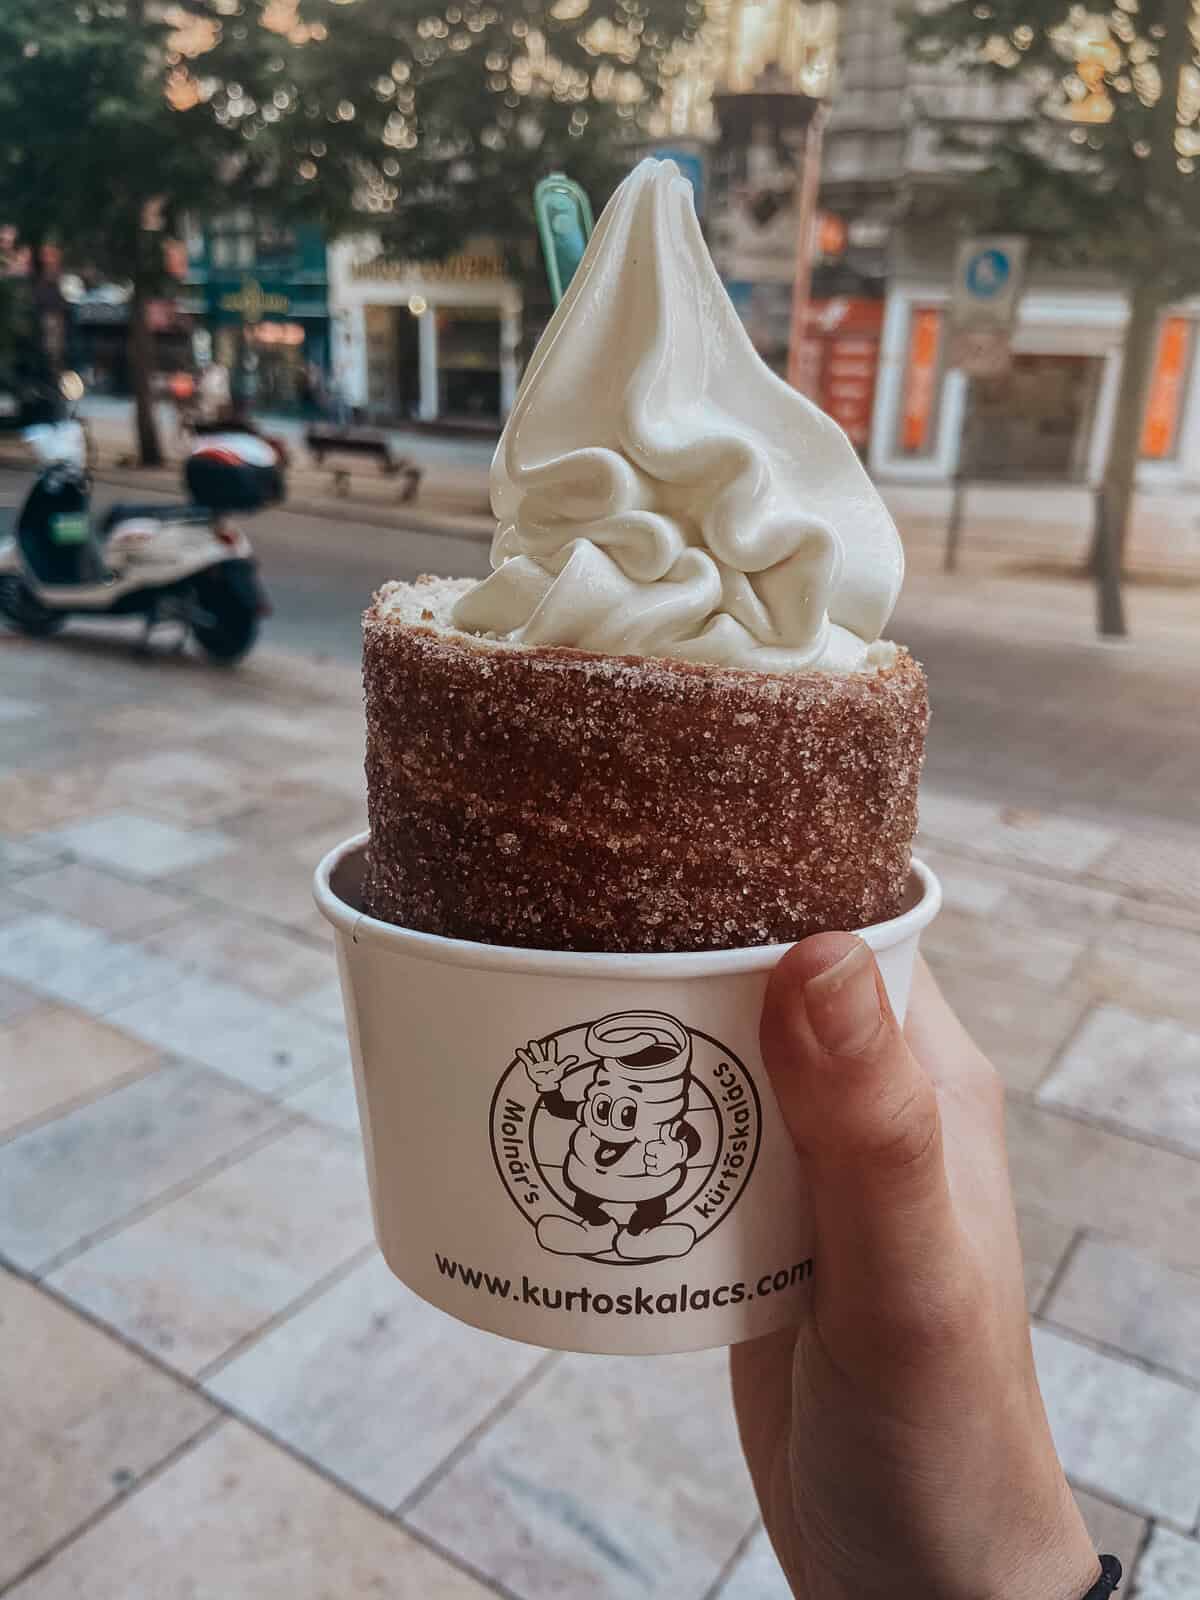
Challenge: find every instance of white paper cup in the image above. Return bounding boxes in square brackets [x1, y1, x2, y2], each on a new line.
[314, 835, 941, 1356]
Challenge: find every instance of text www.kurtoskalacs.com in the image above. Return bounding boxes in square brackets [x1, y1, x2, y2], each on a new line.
[434, 1253, 813, 1316]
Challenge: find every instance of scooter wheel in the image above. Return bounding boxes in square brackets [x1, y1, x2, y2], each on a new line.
[0, 579, 66, 638]
[190, 575, 259, 666]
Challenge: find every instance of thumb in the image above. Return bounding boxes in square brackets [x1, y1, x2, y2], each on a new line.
[761, 933, 967, 1355]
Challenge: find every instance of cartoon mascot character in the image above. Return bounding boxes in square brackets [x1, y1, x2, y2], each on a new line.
[519, 1011, 701, 1261]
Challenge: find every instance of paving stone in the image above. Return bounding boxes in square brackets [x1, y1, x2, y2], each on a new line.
[0, 912, 185, 1015]
[30, 812, 236, 879]
[1082, 938, 1200, 1030]
[915, 847, 1010, 916]
[136, 906, 335, 1007]
[0, 1269, 214, 1591]
[208, 1252, 542, 1507]
[286, 1062, 360, 1135]
[10, 861, 191, 936]
[1039, 1005, 1200, 1155]
[0, 977, 40, 1027]
[918, 792, 1118, 873]
[1032, 1326, 1200, 1524]
[1018, 1210, 1077, 1310]
[0, 1061, 286, 1270]
[0, 835, 59, 876]
[105, 970, 346, 1095]
[930, 961, 1089, 1091]
[50, 1124, 372, 1375]
[1091, 830, 1200, 912]
[1047, 1237, 1200, 1384]
[1006, 1101, 1200, 1269]
[921, 907, 1086, 989]
[0, 1004, 159, 1138]
[99, 750, 258, 825]
[0, 764, 114, 836]
[294, 976, 348, 1029]
[283, 757, 367, 803]
[169, 843, 321, 930]
[920, 846, 1122, 938]
[222, 782, 364, 848]
[1130, 1526, 1200, 1597]
[1069, 1489, 1147, 1589]
[0, 694, 39, 723]
[409, 1348, 758, 1600]
[7, 1420, 495, 1600]
[714, 1527, 791, 1600]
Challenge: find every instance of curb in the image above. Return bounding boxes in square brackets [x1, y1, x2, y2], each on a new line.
[92, 463, 494, 545]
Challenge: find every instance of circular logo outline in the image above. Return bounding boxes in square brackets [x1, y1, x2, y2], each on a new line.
[489, 1015, 763, 1267]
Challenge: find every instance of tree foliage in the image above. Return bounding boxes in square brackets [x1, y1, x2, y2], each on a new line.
[0, 0, 702, 287]
[903, 0, 1200, 294]
[902, 0, 1200, 634]
[288, 0, 704, 267]
[0, 0, 702, 457]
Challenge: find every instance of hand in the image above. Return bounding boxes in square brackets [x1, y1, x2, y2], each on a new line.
[644, 1132, 687, 1175]
[731, 937, 1101, 1600]
[517, 1037, 578, 1093]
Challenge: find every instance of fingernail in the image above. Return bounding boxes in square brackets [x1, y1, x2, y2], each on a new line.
[803, 940, 883, 1056]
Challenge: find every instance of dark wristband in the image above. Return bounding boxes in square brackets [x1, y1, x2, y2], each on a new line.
[1081, 1555, 1122, 1598]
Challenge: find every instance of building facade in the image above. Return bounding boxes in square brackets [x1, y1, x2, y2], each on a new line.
[180, 215, 331, 414]
[822, 0, 1200, 489]
[327, 238, 521, 426]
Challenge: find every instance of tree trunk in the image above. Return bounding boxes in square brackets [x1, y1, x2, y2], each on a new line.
[27, 243, 61, 384]
[1089, 277, 1162, 637]
[128, 283, 163, 468]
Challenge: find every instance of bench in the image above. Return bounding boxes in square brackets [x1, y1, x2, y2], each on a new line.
[304, 425, 422, 502]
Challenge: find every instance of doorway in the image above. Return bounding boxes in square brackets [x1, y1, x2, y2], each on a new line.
[969, 354, 1104, 481]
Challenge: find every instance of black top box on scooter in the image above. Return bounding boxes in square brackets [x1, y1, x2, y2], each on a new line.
[185, 432, 284, 512]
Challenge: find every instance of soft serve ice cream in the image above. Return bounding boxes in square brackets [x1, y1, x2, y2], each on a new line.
[358, 154, 928, 954]
[451, 158, 904, 675]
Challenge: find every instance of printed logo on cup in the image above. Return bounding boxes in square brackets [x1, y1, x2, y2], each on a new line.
[490, 1011, 761, 1264]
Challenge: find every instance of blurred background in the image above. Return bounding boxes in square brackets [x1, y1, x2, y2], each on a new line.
[2, 3, 1200, 1598]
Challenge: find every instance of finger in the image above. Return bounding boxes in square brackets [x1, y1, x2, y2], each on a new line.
[761, 934, 974, 1359]
[515, 1048, 531, 1069]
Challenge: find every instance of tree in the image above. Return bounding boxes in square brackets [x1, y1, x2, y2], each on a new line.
[904, 0, 1200, 636]
[0, 0, 702, 465]
[285, 0, 703, 344]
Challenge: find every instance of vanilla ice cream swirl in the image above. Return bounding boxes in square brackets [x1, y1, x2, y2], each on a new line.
[451, 159, 904, 674]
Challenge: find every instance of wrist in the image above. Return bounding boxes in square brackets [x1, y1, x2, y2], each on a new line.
[993, 1506, 1106, 1600]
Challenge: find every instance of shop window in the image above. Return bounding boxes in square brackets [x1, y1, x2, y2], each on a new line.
[1141, 316, 1194, 461]
[437, 306, 502, 419]
[897, 305, 944, 457]
[256, 224, 298, 269]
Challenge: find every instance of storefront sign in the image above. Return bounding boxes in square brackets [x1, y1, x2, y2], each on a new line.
[1142, 315, 1191, 460]
[219, 278, 290, 321]
[902, 308, 943, 454]
[799, 297, 883, 449]
[351, 252, 506, 284]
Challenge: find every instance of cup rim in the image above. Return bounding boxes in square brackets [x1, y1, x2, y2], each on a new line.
[313, 833, 942, 980]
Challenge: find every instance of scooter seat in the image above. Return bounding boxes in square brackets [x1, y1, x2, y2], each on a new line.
[99, 503, 210, 539]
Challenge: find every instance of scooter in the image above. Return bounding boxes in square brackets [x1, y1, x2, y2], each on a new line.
[0, 411, 278, 665]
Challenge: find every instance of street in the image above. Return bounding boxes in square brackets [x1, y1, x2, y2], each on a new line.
[3, 459, 1197, 836]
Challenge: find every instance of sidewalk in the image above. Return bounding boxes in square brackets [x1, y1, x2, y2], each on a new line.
[62, 397, 1200, 585]
[74, 399, 497, 542]
[2, 615, 1200, 1598]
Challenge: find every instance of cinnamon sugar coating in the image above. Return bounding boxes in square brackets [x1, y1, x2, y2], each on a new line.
[362, 577, 929, 953]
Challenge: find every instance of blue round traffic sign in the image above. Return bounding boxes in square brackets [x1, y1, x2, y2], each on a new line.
[965, 248, 1011, 299]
